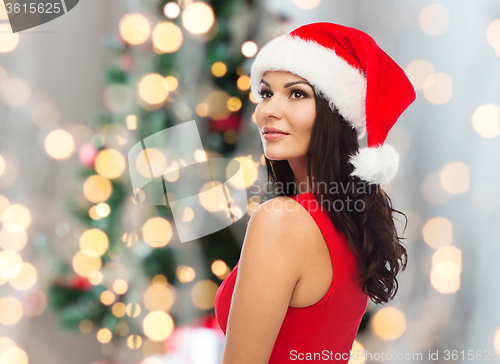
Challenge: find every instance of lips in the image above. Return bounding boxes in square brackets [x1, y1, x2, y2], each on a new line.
[262, 126, 289, 141]
[262, 126, 289, 135]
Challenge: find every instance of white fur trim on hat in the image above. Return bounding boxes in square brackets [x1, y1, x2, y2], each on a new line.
[250, 34, 367, 140]
[348, 144, 399, 186]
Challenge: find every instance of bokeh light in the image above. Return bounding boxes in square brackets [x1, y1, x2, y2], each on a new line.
[196, 102, 209, 117]
[0, 296, 23, 325]
[44, 129, 75, 160]
[176, 265, 196, 283]
[371, 307, 407, 340]
[226, 156, 259, 189]
[0, 346, 28, 364]
[405, 60, 435, 91]
[138, 73, 169, 105]
[95, 202, 111, 218]
[79, 319, 93, 334]
[181, 206, 194, 222]
[164, 2, 180, 18]
[249, 92, 258, 104]
[127, 335, 143, 350]
[79, 229, 109, 257]
[0, 337, 16, 357]
[126, 303, 141, 318]
[241, 41, 258, 58]
[487, 19, 500, 56]
[164, 76, 178, 91]
[0, 24, 19, 53]
[198, 181, 226, 212]
[182, 2, 214, 35]
[0, 228, 28, 252]
[83, 175, 113, 203]
[110, 303, 126, 319]
[142, 217, 173, 248]
[211, 62, 227, 77]
[191, 280, 218, 310]
[422, 217, 453, 248]
[430, 265, 460, 294]
[115, 322, 129, 337]
[236, 75, 251, 91]
[97, 328, 112, 344]
[100, 290, 116, 305]
[113, 279, 129, 295]
[119, 13, 151, 45]
[152, 22, 183, 53]
[432, 246, 462, 276]
[95, 149, 126, 179]
[0, 250, 23, 280]
[1, 204, 31, 233]
[135, 147, 166, 179]
[143, 283, 175, 311]
[494, 327, 500, 354]
[227, 96, 242, 112]
[472, 104, 499, 138]
[439, 162, 469, 194]
[126, 115, 137, 130]
[419, 4, 449, 35]
[9, 262, 37, 291]
[423, 73, 452, 104]
[1, 78, 31, 106]
[72, 250, 102, 278]
[211, 260, 229, 279]
[143, 311, 174, 341]
[88, 270, 103, 285]
[205, 90, 231, 120]
[292, 0, 322, 10]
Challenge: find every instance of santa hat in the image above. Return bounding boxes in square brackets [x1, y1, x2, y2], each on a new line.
[250, 22, 416, 186]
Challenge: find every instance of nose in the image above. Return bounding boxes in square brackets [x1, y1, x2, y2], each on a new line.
[261, 95, 283, 120]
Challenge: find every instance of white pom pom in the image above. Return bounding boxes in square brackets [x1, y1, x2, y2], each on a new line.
[348, 144, 400, 186]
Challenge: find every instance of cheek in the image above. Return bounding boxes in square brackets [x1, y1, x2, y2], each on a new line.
[255, 105, 264, 127]
[290, 105, 316, 139]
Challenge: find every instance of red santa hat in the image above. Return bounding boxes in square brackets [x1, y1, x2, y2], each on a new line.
[250, 22, 416, 186]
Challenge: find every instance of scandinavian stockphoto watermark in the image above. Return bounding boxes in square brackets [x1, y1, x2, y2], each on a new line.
[127, 119, 248, 244]
[251, 178, 381, 214]
[3, 0, 80, 33]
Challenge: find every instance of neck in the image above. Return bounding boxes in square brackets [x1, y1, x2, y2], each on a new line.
[288, 157, 312, 194]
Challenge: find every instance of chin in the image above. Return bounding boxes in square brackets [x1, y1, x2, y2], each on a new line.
[264, 148, 289, 161]
[264, 148, 295, 161]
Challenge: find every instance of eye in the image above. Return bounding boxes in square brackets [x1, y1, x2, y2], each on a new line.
[258, 89, 271, 98]
[290, 89, 306, 99]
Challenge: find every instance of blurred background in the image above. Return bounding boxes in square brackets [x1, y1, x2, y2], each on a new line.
[0, 0, 499, 363]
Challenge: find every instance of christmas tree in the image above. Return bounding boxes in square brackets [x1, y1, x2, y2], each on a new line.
[46, 0, 282, 361]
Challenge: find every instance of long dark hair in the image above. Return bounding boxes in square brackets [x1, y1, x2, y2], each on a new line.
[263, 90, 408, 304]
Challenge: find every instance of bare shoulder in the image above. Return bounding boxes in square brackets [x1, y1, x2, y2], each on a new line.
[221, 196, 322, 362]
[250, 196, 316, 237]
[243, 195, 318, 261]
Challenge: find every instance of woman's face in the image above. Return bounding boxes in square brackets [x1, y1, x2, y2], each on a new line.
[255, 71, 316, 162]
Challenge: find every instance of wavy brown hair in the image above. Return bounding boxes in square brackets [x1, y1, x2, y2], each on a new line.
[263, 90, 408, 305]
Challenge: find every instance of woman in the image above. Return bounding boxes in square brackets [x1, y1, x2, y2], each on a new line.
[214, 22, 416, 363]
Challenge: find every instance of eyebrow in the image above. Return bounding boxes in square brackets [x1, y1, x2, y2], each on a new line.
[260, 79, 313, 90]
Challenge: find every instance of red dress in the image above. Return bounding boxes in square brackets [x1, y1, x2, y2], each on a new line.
[214, 191, 369, 363]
